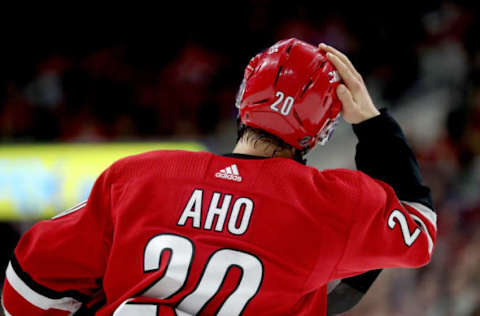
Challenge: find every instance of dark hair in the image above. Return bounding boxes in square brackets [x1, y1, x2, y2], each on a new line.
[236, 120, 307, 165]
[237, 123, 294, 153]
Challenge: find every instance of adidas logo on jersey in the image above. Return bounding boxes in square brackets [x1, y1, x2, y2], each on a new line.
[215, 164, 242, 182]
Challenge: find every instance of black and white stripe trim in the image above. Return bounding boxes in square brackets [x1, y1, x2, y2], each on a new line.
[401, 201, 437, 229]
[409, 214, 434, 254]
[51, 201, 87, 220]
[6, 257, 88, 314]
[401, 201, 436, 255]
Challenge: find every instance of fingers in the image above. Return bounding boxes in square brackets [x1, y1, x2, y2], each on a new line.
[318, 43, 362, 81]
[319, 43, 380, 124]
[326, 52, 362, 94]
[336, 84, 355, 108]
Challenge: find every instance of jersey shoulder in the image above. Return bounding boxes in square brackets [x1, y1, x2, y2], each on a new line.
[313, 168, 366, 192]
[109, 150, 213, 181]
[114, 149, 211, 165]
[313, 168, 386, 207]
[319, 168, 383, 190]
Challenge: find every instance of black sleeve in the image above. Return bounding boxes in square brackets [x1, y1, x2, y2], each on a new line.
[327, 109, 434, 315]
[326, 283, 364, 316]
[352, 108, 433, 208]
[326, 269, 381, 315]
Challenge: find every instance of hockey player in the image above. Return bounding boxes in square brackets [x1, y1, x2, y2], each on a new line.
[2, 39, 436, 315]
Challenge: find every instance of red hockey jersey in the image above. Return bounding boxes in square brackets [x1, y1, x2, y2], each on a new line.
[2, 150, 436, 316]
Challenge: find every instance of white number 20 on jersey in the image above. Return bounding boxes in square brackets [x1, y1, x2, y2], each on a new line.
[270, 91, 294, 116]
[113, 234, 264, 316]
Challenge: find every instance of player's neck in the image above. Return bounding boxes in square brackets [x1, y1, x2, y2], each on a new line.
[232, 140, 295, 159]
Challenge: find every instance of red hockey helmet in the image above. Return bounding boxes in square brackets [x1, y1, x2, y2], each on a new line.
[236, 38, 342, 152]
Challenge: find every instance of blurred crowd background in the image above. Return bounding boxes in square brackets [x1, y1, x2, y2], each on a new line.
[1, 1, 480, 315]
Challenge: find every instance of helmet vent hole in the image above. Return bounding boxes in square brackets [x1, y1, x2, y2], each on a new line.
[274, 66, 283, 86]
[323, 95, 333, 108]
[253, 98, 270, 104]
[286, 44, 294, 55]
[322, 96, 328, 106]
[318, 60, 327, 70]
[293, 110, 304, 127]
[300, 79, 314, 98]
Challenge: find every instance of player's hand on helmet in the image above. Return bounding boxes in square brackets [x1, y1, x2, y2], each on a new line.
[319, 44, 380, 124]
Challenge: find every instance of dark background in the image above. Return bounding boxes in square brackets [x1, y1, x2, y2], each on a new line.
[1, 1, 480, 314]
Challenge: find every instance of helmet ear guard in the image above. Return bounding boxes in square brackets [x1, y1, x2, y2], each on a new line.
[235, 79, 247, 110]
[236, 38, 342, 154]
[317, 113, 341, 146]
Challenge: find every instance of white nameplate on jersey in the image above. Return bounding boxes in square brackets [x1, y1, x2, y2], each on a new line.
[177, 189, 254, 236]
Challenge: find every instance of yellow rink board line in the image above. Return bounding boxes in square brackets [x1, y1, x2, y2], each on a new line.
[0, 142, 206, 220]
